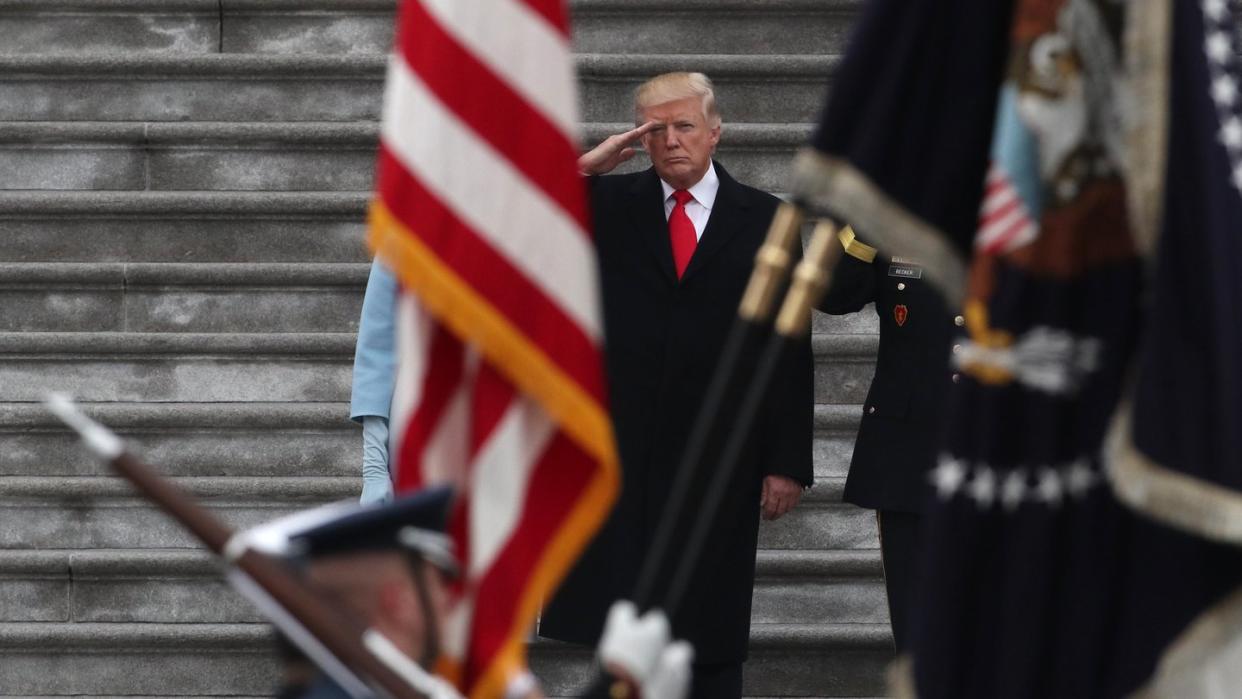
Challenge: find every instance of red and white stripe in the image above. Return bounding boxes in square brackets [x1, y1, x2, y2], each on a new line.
[371, 1, 618, 696]
[976, 163, 1038, 254]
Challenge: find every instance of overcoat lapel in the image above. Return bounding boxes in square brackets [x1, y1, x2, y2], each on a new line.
[681, 162, 750, 283]
[627, 169, 677, 284]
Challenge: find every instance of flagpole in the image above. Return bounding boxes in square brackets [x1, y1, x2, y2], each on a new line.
[45, 397, 432, 699]
[631, 202, 806, 609]
[661, 220, 842, 615]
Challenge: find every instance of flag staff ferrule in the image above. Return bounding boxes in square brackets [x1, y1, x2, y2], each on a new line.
[739, 202, 806, 322]
[776, 221, 847, 338]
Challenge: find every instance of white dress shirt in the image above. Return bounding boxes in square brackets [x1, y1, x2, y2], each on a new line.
[660, 162, 719, 241]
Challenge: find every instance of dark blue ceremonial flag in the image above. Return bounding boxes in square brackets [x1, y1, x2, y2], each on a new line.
[1113, 0, 1242, 532]
[795, 0, 1242, 696]
[793, 0, 1014, 305]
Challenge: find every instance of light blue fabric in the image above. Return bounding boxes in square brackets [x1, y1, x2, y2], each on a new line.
[990, 83, 1044, 220]
[359, 415, 394, 505]
[350, 260, 399, 422]
[351, 260, 399, 504]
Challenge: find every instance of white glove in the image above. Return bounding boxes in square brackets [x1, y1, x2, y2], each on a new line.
[598, 600, 694, 699]
[643, 640, 693, 699]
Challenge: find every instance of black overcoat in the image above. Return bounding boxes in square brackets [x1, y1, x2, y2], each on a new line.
[540, 163, 813, 664]
[817, 233, 959, 514]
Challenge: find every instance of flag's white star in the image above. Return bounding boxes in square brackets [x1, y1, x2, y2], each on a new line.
[968, 467, 997, 508]
[1065, 461, 1098, 498]
[1212, 75, 1238, 106]
[1203, 0, 1227, 21]
[931, 456, 967, 500]
[1206, 31, 1233, 64]
[1222, 117, 1242, 150]
[1001, 469, 1028, 511]
[1036, 467, 1063, 506]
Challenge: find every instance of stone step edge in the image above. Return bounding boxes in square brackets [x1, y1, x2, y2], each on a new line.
[0, 401, 350, 428]
[0, 475, 360, 501]
[0, 190, 370, 215]
[0, 331, 356, 355]
[0, 401, 859, 430]
[0, 621, 891, 649]
[0, 547, 880, 579]
[0, 475, 849, 504]
[0, 332, 875, 358]
[0, 53, 839, 77]
[0, 261, 370, 286]
[0, 121, 814, 145]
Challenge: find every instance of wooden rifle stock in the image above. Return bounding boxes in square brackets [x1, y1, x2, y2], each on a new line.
[47, 396, 430, 699]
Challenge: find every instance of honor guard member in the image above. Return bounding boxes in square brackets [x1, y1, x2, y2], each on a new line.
[280, 487, 464, 699]
[816, 228, 960, 652]
[261, 488, 692, 699]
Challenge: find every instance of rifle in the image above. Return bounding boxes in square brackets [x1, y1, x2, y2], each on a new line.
[47, 396, 458, 699]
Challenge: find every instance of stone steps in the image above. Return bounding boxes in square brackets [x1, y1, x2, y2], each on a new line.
[0, 262, 368, 333]
[0, 622, 277, 697]
[0, 331, 873, 402]
[0, 0, 859, 56]
[0, 476, 356, 549]
[0, 261, 875, 335]
[532, 625, 891, 697]
[0, 621, 890, 697]
[0, 547, 884, 625]
[0, 475, 871, 551]
[0, 121, 811, 193]
[0, 191, 371, 263]
[0, 401, 859, 478]
[0, 401, 356, 477]
[0, 332, 354, 402]
[0, 53, 835, 123]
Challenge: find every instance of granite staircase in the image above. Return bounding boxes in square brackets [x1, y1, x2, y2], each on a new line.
[0, 1, 890, 697]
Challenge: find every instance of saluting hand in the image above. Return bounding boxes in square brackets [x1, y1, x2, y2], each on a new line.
[761, 475, 803, 521]
[578, 121, 659, 176]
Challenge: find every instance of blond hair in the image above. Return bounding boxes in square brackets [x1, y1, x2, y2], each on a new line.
[634, 72, 721, 127]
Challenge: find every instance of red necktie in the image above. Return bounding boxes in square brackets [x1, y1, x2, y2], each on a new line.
[669, 189, 697, 278]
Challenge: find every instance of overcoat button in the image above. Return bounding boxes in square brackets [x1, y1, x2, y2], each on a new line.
[954, 315, 965, 327]
[897, 282, 906, 291]
[867, 406, 876, 414]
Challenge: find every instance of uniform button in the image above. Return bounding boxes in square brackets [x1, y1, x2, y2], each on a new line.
[952, 373, 961, 383]
[897, 282, 906, 291]
[867, 406, 876, 415]
[952, 344, 962, 354]
[954, 315, 965, 327]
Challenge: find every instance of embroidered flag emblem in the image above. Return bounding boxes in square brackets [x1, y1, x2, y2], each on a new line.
[894, 304, 909, 327]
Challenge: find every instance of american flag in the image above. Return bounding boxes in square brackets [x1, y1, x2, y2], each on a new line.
[366, 1, 619, 696]
[976, 163, 1037, 255]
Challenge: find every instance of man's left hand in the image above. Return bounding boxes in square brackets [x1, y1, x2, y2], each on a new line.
[761, 475, 802, 521]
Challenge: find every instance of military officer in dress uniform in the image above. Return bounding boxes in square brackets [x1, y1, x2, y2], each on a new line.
[816, 227, 961, 652]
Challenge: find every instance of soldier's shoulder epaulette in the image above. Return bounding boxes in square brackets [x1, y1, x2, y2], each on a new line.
[838, 226, 877, 263]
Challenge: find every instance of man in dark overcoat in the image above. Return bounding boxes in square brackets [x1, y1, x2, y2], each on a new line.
[816, 228, 960, 652]
[539, 72, 814, 699]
